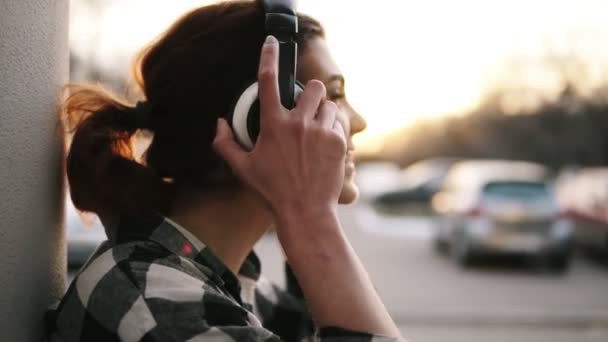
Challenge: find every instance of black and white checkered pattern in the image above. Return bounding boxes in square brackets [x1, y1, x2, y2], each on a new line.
[46, 214, 401, 341]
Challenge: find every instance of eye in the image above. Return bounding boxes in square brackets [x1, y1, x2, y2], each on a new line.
[328, 91, 346, 101]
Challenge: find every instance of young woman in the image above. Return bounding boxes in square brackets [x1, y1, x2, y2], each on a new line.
[48, 1, 402, 341]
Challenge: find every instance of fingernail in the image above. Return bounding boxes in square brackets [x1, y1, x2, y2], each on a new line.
[264, 35, 277, 45]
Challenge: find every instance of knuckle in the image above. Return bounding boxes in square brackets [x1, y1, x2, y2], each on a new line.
[212, 134, 223, 148]
[328, 132, 347, 152]
[288, 117, 306, 133]
[258, 67, 276, 82]
[307, 80, 327, 97]
[265, 115, 284, 132]
[212, 138, 229, 154]
[337, 136, 347, 153]
[323, 100, 338, 112]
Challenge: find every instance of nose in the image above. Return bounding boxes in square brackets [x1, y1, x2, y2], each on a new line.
[349, 105, 367, 136]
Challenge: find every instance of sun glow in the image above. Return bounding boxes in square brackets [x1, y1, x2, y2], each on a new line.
[297, 0, 608, 153]
[70, 0, 608, 153]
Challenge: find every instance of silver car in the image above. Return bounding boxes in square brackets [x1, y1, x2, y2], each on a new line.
[432, 160, 573, 271]
[557, 168, 608, 257]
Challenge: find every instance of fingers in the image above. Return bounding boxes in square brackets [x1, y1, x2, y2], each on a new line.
[332, 120, 347, 144]
[316, 100, 346, 150]
[258, 36, 282, 120]
[315, 100, 338, 129]
[213, 118, 247, 176]
[296, 80, 326, 121]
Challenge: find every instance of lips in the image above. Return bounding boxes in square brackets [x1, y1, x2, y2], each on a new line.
[346, 148, 356, 168]
[345, 143, 356, 177]
[345, 160, 356, 177]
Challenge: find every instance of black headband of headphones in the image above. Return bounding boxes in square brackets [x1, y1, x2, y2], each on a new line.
[262, 0, 298, 109]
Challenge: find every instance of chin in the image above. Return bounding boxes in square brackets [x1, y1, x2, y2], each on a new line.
[338, 178, 359, 204]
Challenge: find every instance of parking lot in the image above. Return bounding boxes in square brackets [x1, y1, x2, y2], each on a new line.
[254, 202, 608, 342]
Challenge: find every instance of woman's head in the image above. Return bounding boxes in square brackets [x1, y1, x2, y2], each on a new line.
[297, 37, 367, 204]
[64, 0, 365, 218]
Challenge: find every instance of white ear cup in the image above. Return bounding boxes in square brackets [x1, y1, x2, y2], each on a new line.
[232, 83, 259, 150]
[232, 82, 304, 150]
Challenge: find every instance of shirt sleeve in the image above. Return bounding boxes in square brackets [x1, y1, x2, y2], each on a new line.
[138, 284, 404, 342]
[318, 327, 407, 342]
[252, 264, 314, 342]
[252, 264, 406, 342]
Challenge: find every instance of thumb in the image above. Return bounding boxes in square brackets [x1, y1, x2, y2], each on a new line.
[213, 118, 247, 175]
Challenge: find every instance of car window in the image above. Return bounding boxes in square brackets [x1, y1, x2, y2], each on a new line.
[482, 181, 552, 202]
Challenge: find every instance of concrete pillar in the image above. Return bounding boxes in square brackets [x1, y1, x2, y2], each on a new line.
[0, 0, 69, 340]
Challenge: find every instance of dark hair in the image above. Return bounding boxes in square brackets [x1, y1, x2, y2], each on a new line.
[63, 0, 325, 219]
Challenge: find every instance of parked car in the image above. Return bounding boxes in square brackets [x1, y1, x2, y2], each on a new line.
[372, 158, 459, 209]
[355, 161, 402, 201]
[66, 196, 106, 269]
[432, 160, 573, 271]
[556, 168, 608, 257]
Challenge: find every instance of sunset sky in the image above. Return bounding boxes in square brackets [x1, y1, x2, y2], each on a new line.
[70, 0, 608, 152]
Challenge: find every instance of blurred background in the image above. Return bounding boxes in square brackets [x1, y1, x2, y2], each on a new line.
[67, 0, 608, 341]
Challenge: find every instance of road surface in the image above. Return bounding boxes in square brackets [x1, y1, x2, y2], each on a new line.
[254, 202, 608, 342]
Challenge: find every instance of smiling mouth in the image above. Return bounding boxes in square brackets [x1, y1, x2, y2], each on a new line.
[345, 158, 356, 176]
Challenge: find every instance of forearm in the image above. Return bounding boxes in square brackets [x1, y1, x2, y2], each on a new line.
[215, 34, 399, 339]
[276, 208, 400, 337]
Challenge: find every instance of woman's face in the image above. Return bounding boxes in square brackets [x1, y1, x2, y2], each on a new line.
[297, 37, 368, 204]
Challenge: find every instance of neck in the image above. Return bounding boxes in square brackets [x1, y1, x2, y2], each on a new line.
[167, 187, 273, 274]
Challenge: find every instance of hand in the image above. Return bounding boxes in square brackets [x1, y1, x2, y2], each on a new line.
[213, 35, 347, 220]
[214, 36, 400, 338]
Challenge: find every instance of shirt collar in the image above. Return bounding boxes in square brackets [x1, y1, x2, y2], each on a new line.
[112, 214, 262, 301]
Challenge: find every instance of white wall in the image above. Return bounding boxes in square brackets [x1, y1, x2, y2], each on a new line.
[0, 0, 69, 340]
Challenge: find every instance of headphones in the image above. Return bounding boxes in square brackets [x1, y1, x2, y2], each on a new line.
[231, 0, 303, 150]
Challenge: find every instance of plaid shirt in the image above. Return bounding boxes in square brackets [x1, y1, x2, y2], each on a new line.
[46, 214, 401, 342]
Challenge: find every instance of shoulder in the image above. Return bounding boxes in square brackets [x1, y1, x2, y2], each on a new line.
[49, 240, 268, 341]
[73, 239, 233, 310]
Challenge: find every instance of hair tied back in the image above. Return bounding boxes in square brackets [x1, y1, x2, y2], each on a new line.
[134, 101, 154, 130]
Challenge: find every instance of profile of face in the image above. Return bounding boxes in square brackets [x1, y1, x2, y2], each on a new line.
[297, 37, 367, 204]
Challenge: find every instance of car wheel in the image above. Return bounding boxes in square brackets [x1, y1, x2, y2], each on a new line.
[433, 238, 449, 255]
[537, 251, 571, 274]
[547, 253, 571, 274]
[451, 233, 474, 267]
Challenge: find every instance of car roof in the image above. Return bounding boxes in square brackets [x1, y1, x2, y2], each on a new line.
[443, 159, 550, 190]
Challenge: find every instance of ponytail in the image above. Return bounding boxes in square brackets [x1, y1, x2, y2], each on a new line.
[62, 84, 172, 219]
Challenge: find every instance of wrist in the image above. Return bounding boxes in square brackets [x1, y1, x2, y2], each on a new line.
[275, 206, 345, 259]
[275, 204, 339, 235]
